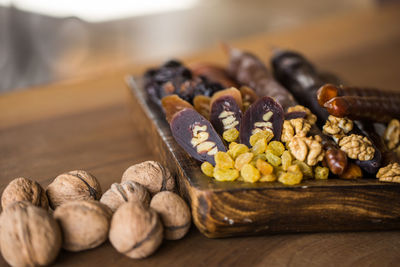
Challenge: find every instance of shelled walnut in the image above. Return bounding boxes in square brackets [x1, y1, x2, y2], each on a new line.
[54, 200, 112, 251]
[1, 177, 49, 210]
[281, 118, 311, 143]
[322, 115, 353, 142]
[150, 191, 191, 240]
[100, 181, 151, 212]
[377, 163, 400, 183]
[109, 201, 163, 259]
[383, 119, 400, 150]
[287, 105, 317, 125]
[0, 201, 62, 267]
[122, 161, 175, 196]
[287, 136, 324, 166]
[46, 170, 102, 209]
[338, 134, 375, 161]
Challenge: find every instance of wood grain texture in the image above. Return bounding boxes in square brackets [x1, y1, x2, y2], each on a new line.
[1, 4, 400, 266]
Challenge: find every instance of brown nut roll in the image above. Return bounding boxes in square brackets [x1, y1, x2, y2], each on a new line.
[1, 177, 49, 210]
[109, 201, 163, 259]
[121, 161, 175, 196]
[54, 200, 112, 252]
[100, 181, 151, 212]
[150, 191, 191, 240]
[0, 201, 62, 267]
[46, 170, 102, 209]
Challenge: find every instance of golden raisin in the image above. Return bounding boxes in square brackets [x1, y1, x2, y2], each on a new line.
[265, 151, 282, 167]
[287, 164, 301, 174]
[240, 164, 261, 183]
[228, 144, 249, 159]
[274, 166, 284, 177]
[215, 152, 234, 169]
[278, 171, 303, 185]
[213, 168, 239, 181]
[249, 130, 274, 146]
[314, 166, 329, 180]
[223, 128, 239, 143]
[256, 159, 273, 175]
[293, 160, 313, 179]
[235, 152, 254, 170]
[201, 162, 214, 177]
[259, 173, 277, 182]
[267, 141, 285, 156]
[229, 142, 238, 150]
[252, 138, 267, 155]
[281, 151, 292, 171]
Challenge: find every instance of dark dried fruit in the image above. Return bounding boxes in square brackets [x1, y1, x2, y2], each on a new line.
[240, 96, 284, 146]
[161, 95, 194, 123]
[170, 108, 226, 165]
[189, 62, 238, 88]
[284, 111, 307, 120]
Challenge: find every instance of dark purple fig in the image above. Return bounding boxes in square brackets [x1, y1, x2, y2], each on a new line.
[210, 96, 242, 137]
[284, 111, 307, 120]
[240, 96, 284, 146]
[170, 108, 226, 165]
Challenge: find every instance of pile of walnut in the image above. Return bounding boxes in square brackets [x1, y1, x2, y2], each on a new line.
[0, 161, 191, 266]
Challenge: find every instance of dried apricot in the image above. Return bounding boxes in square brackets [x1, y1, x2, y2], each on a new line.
[228, 143, 249, 159]
[223, 128, 239, 143]
[267, 141, 285, 156]
[240, 164, 261, 183]
[252, 138, 267, 155]
[256, 159, 273, 175]
[235, 152, 254, 170]
[214, 151, 234, 169]
[213, 168, 239, 181]
[201, 162, 214, 177]
[281, 150, 292, 171]
[314, 166, 329, 180]
[265, 151, 282, 167]
[249, 130, 274, 147]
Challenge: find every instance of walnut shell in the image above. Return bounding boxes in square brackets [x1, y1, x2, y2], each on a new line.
[1, 177, 49, 210]
[109, 201, 163, 259]
[54, 200, 112, 252]
[150, 191, 191, 240]
[0, 201, 62, 267]
[100, 181, 151, 212]
[46, 170, 102, 209]
[121, 161, 175, 196]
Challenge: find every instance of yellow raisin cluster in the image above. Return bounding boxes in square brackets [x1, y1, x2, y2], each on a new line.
[201, 130, 329, 185]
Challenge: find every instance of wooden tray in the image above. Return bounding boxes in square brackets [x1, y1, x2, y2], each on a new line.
[127, 77, 400, 238]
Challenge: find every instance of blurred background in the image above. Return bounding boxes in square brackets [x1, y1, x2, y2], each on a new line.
[0, 0, 395, 93]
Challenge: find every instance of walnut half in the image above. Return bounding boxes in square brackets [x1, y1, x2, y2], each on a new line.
[322, 115, 353, 142]
[338, 134, 375, 161]
[281, 118, 311, 143]
[383, 119, 400, 150]
[377, 163, 400, 183]
[287, 136, 324, 166]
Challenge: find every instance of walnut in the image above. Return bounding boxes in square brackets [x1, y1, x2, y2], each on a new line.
[281, 118, 311, 143]
[384, 119, 400, 150]
[46, 170, 102, 209]
[54, 200, 112, 251]
[100, 181, 151, 212]
[1, 177, 49, 210]
[109, 201, 163, 259]
[287, 136, 324, 166]
[150, 191, 191, 240]
[0, 201, 62, 266]
[377, 163, 400, 183]
[322, 115, 353, 142]
[287, 105, 317, 125]
[338, 134, 375, 161]
[121, 161, 175, 196]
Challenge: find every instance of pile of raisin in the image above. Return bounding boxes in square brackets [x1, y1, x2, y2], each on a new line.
[144, 60, 223, 106]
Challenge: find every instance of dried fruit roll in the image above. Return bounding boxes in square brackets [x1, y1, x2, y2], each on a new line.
[170, 108, 226, 165]
[323, 96, 400, 123]
[189, 62, 239, 89]
[210, 88, 243, 137]
[240, 96, 284, 147]
[317, 84, 400, 107]
[161, 95, 194, 123]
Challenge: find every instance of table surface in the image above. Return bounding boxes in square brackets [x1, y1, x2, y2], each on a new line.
[1, 4, 400, 266]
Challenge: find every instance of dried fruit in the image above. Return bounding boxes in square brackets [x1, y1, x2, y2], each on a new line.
[281, 151, 292, 171]
[228, 143, 249, 159]
[259, 173, 277, 182]
[215, 151, 234, 169]
[170, 108, 226, 165]
[201, 162, 214, 177]
[150, 191, 191, 240]
[249, 130, 274, 147]
[314, 166, 329, 180]
[235, 152, 254, 170]
[278, 165, 303, 185]
[193, 95, 211, 119]
[240, 86, 259, 111]
[339, 163, 363, 179]
[213, 168, 239, 181]
[256, 159, 273, 175]
[240, 164, 261, 183]
[267, 141, 285, 156]
[240, 96, 284, 146]
[293, 160, 313, 179]
[265, 150, 282, 167]
[252, 138, 267, 155]
[223, 128, 239, 143]
[161, 94, 194, 123]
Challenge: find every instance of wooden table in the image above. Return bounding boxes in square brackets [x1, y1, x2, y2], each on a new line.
[1, 4, 400, 266]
